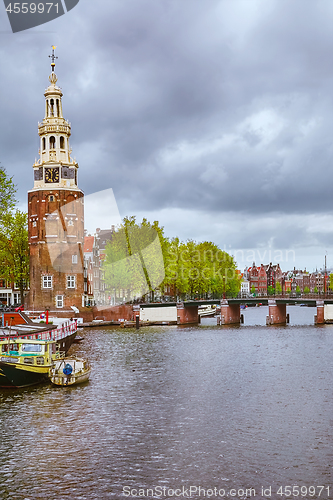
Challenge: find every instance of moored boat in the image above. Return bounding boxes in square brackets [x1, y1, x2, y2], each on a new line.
[0, 338, 64, 388]
[49, 357, 91, 386]
[0, 313, 78, 354]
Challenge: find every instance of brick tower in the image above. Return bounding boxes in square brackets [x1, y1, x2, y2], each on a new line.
[27, 47, 84, 313]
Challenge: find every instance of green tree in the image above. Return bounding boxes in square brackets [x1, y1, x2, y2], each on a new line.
[166, 239, 240, 299]
[275, 282, 282, 295]
[267, 285, 275, 295]
[104, 216, 167, 302]
[296, 285, 301, 295]
[0, 167, 16, 226]
[314, 286, 318, 294]
[0, 211, 29, 303]
[251, 285, 256, 295]
[304, 286, 310, 294]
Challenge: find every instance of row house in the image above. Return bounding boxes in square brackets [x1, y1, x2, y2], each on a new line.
[83, 235, 94, 306]
[83, 227, 115, 306]
[245, 264, 291, 296]
[289, 271, 328, 294]
[0, 280, 21, 306]
[247, 263, 267, 296]
[264, 263, 282, 290]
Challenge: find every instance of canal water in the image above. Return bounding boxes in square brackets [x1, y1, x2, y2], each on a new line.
[1, 306, 332, 500]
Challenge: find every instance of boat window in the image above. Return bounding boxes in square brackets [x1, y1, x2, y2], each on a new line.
[2, 344, 19, 352]
[24, 357, 34, 364]
[21, 344, 43, 353]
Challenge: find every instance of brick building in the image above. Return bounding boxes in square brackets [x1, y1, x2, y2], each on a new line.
[248, 263, 267, 296]
[26, 51, 84, 312]
[264, 263, 282, 290]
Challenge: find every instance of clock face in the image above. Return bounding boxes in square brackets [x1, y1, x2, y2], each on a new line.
[45, 168, 60, 183]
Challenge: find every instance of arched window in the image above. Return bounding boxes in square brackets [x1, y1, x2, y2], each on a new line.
[42, 138, 46, 150]
[50, 99, 54, 116]
[56, 99, 60, 117]
[50, 136, 56, 149]
[60, 136, 65, 149]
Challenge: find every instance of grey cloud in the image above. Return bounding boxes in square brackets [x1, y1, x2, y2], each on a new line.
[0, 0, 332, 269]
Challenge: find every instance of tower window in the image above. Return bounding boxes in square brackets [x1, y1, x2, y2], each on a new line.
[60, 136, 65, 149]
[56, 295, 64, 308]
[42, 138, 46, 150]
[42, 276, 53, 289]
[49, 195, 55, 202]
[50, 136, 56, 149]
[56, 99, 60, 117]
[67, 276, 76, 289]
[50, 99, 54, 116]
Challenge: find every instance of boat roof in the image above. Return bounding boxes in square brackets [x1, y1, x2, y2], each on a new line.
[0, 337, 55, 345]
[0, 322, 57, 337]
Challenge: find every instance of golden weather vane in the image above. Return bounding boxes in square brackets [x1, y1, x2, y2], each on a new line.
[48, 45, 58, 72]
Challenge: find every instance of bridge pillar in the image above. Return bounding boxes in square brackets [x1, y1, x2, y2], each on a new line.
[176, 303, 199, 325]
[315, 300, 325, 324]
[266, 299, 287, 325]
[220, 299, 241, 325]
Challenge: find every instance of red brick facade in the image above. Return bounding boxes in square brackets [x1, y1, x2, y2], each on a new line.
[27, 189, 84, 312]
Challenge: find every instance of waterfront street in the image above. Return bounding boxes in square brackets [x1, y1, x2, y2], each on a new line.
[0, 306, 332, 500]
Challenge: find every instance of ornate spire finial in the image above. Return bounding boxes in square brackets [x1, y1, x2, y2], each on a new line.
[48, 45, 58, 84]
[48, 45, 58, 72]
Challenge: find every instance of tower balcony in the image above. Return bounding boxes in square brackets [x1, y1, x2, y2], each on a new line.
[38, 123, 71, 136]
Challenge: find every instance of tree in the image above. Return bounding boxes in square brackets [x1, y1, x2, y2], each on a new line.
[251, 285, 256, 296]
[0, 167, 16, 226]
[304, 286, 310, 294]
[0, 210, 29, 303]
[267, 285, 275, 296]
[275, 282, 282, 295]
[165, 239, 241, 299]
[296, 285, 301, 295]
[104, 216, 167, 302]
[0, 168, 28, 304]
[314, 286, 318, 294]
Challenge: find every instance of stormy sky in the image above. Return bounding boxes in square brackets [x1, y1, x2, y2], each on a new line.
[0, 0, 332, 271]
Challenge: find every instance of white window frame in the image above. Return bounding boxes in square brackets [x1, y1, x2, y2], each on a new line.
[42, 275, 53, 289]
[72, 254, 78, 264]
[67, 275, 76, 289]
[56, 295, 64, 308]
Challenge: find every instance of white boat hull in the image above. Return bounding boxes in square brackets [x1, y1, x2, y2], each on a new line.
[49, 357, 90, 386]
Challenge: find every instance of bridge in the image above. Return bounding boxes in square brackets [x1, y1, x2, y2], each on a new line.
[138, 297, 333, 325]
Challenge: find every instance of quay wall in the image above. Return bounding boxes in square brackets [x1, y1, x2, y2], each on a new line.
[92, 304, 134, 322]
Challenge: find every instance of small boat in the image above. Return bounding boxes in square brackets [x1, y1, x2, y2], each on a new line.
[198, 305, 216, 317]
[49, 357, 91, 386]
[0, 338, 64, 388]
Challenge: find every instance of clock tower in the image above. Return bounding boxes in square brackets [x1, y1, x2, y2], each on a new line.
[27, 47, 84, 313]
